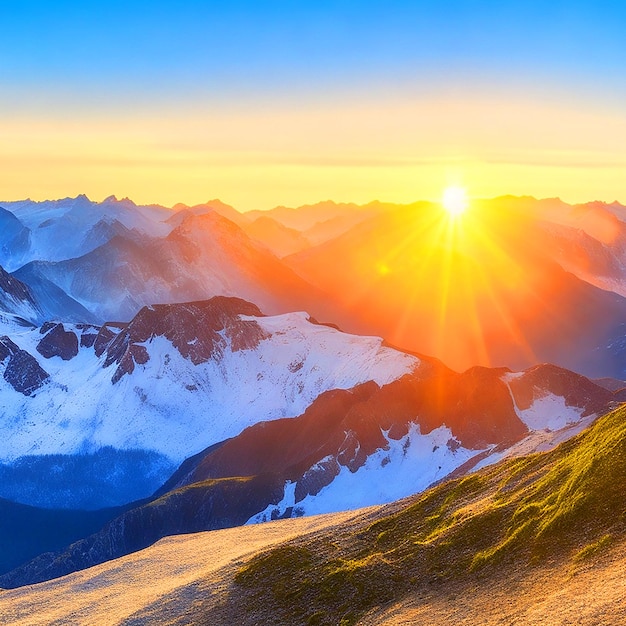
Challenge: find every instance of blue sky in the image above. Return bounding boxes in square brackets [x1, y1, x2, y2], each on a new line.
[2, 1, 625, 109]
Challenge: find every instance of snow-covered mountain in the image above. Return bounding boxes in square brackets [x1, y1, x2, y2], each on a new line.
[1, 350, 616, 588]
[0, 195, 172, 270]
[170, 361, 614, 523]
[2, 193, 625, 380]
[16, 210, 330, 322]
[0, 296, 417, 508]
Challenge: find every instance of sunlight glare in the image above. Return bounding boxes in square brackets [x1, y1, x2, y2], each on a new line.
[442, 186, 469, 218]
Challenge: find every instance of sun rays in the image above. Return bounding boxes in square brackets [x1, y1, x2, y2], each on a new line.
[335, 193, 546, 371]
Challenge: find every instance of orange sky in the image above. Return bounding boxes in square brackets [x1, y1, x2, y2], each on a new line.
[3, 3, 626, 211]
[1, 92, 625, 211]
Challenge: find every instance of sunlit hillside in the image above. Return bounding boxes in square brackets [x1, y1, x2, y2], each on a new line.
[226, 403, 626, 624]
[2, 403, 625, 626]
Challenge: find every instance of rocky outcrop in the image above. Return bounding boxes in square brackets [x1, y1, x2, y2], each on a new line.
[0, 337, 49, 395]
[170, 368, 528, 500]
[76, 324, 100, 348]
[164, 364, 616, 507]
[93, 323, 125, 357]
[36, 323, 79, 361]
[103, 297, 270, 383]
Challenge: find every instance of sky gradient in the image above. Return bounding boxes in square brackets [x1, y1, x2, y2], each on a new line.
[1, 1, 625, 210]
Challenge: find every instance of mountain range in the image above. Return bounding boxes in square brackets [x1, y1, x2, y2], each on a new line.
[0, 193, 624, 622]
[2, 194, 625, 377]
[2, 391, 625, 625]
[0, 288, 620, 588]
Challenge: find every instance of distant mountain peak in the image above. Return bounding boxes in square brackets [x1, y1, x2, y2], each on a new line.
[72, 194, 92, 205]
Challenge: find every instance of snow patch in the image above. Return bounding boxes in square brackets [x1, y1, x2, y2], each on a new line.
[247, 423, 485, 522]
[516, 393, 585, 431]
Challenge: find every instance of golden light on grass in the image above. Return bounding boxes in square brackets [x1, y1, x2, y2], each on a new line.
[442, 186, 469, 219]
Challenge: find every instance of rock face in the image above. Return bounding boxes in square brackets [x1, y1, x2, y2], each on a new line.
[0, 337, 49, 395]
[93, 322, 125, 357]
[36, 324, 79, 361]
[102, 297, 269, 383]
[508, 363, 615, 416]
[76, 324, 99, 348]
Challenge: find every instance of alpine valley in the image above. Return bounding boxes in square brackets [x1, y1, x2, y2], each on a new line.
[0, 195, 625, 624]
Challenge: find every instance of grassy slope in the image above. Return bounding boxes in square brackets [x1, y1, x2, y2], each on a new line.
[233, 404, 626, 626]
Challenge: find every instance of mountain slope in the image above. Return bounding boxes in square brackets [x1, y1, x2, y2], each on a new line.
[534, 200, 626, 298]
[0, 511, 362, 626]
[286, 197, 626, 378]
[0, 207, 31, 271]
[0, 265, 42, 324]
[160, 211, 331, 317]
[2, 404, 625, 625]
[1, 356, 615, 588]
[12, 264, 99, 324]
[224, 402, 626, 625]
[18, 211, 333, 322]
[0, 498, 131, 577]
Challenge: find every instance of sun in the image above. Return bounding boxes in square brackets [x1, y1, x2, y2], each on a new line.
[442, 186, 469, 218]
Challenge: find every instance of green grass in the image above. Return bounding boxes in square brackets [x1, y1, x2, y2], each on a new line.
[573, 534, 613, 565]
[233, 404, 626, 625]
[145, 475, 254, 508]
